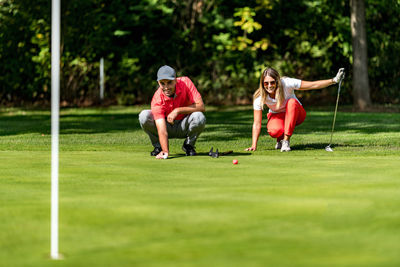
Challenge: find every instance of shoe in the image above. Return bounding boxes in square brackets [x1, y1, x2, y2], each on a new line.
[280, 140, 291, 152]
[150, 147, 162, 156]
[275, 140, 282, 150]
[182, 143, 197, 156]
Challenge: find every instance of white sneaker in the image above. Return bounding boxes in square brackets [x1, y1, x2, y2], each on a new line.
[275, 141, 282, 149]
[280, 140, 291, 152]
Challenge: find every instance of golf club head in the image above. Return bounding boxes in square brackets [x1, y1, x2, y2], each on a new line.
[209, 147, 220, 158]
[213, 149, 219, 158]
[325, 145, 333, 152]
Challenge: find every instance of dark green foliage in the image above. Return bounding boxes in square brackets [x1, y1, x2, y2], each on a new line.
[366, 0, 400, 104]
[0, 0, 399, 106]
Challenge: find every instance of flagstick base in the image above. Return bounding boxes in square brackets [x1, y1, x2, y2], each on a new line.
[50, 253, 64, 260]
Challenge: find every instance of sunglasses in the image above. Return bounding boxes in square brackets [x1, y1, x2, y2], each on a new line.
[264, 80, 276, 86]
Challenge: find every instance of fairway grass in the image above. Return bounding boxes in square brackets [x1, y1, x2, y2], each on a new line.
[1, 106, 400, 266]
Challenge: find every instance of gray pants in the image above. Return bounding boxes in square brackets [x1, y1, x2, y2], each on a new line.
[138, 110, 206, 148]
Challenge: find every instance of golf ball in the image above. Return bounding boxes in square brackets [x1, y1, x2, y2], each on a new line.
[163, 154, 168, 159]
[233, 159, 238, 165]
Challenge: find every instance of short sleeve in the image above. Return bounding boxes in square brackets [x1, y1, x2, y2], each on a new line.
[150, 92, 166, 120]
[253, 96, 263, 110]
[180, 77, 202, 103]
[282, 77, 302, 90]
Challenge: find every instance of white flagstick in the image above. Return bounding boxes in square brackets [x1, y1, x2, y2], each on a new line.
[100, 57, 104, 101]
[51, 0, 61, 260]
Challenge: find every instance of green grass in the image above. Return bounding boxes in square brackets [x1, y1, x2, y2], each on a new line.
[1, 105, 400, 266]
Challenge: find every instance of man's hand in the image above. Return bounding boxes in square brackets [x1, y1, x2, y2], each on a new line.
[156, 151, 168, 159]
[332, 68, 345, 83]
[167, 110, 178, 124]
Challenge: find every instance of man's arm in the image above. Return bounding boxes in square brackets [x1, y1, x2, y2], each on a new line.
[167, 98, 205, 124]
[155, 118, 169, 158]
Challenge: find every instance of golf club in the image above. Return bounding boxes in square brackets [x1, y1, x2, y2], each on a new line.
[325, 70, 345, 152]
[209, 147, 233, 158]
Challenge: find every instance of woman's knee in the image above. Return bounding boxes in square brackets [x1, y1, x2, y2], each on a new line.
[268, 126, 284, 138]
[286, 98, 298, 108]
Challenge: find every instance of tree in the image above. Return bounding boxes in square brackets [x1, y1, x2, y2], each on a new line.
[1, 0, 399, 106]
[350, 0, 371, 110]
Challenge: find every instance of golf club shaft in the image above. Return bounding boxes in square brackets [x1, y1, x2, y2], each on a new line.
[328, 77, 344, 145]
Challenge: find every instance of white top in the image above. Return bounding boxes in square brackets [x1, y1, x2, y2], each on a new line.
[253, 77, 302, 113]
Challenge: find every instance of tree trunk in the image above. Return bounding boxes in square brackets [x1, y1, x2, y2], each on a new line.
[350, 0, 371, 110]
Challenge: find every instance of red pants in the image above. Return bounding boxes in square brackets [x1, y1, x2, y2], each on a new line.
[267, 98, 306, 141]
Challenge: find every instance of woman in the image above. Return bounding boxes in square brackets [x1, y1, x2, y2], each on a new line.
[245, 67, 344, 152]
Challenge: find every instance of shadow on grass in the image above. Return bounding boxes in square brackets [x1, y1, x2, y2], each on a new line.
[299, 112, 400, 134]
[167, 151, 252, 159]
[291, 143, 335, 150]
[0, 113, 141, 136]
[60, 113, 141, 134]
[1, 107, 399, 137]
[0, 114, 51, 136]
[291, 143, 366, 151]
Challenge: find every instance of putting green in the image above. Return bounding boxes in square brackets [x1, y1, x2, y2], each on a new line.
[0, 106, 399, 266]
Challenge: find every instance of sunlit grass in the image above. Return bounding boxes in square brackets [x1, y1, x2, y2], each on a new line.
[0, 106, 399, 266]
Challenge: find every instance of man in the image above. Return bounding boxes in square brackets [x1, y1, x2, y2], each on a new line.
[139, 65, 206, 159]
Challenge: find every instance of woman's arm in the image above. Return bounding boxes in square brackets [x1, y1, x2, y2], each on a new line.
[298, 68, 345, 90]
[298, 79, 335, 90]
[245, 109, 263, 151]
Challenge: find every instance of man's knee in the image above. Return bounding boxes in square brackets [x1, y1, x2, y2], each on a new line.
[138, 110, 154, 127]
[189, 112, 206, 127]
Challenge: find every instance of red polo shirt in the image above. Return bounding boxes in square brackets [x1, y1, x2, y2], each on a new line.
[151, 77, 202, 121]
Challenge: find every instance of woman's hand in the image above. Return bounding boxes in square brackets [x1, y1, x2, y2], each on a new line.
[246, 110, 262, 152]
[333, 68, 345, 83]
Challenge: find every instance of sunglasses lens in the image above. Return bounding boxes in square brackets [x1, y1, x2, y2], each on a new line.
[264, 81, 276, 86]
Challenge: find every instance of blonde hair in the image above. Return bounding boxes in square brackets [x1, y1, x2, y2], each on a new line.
[253, 67, 285, 110]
